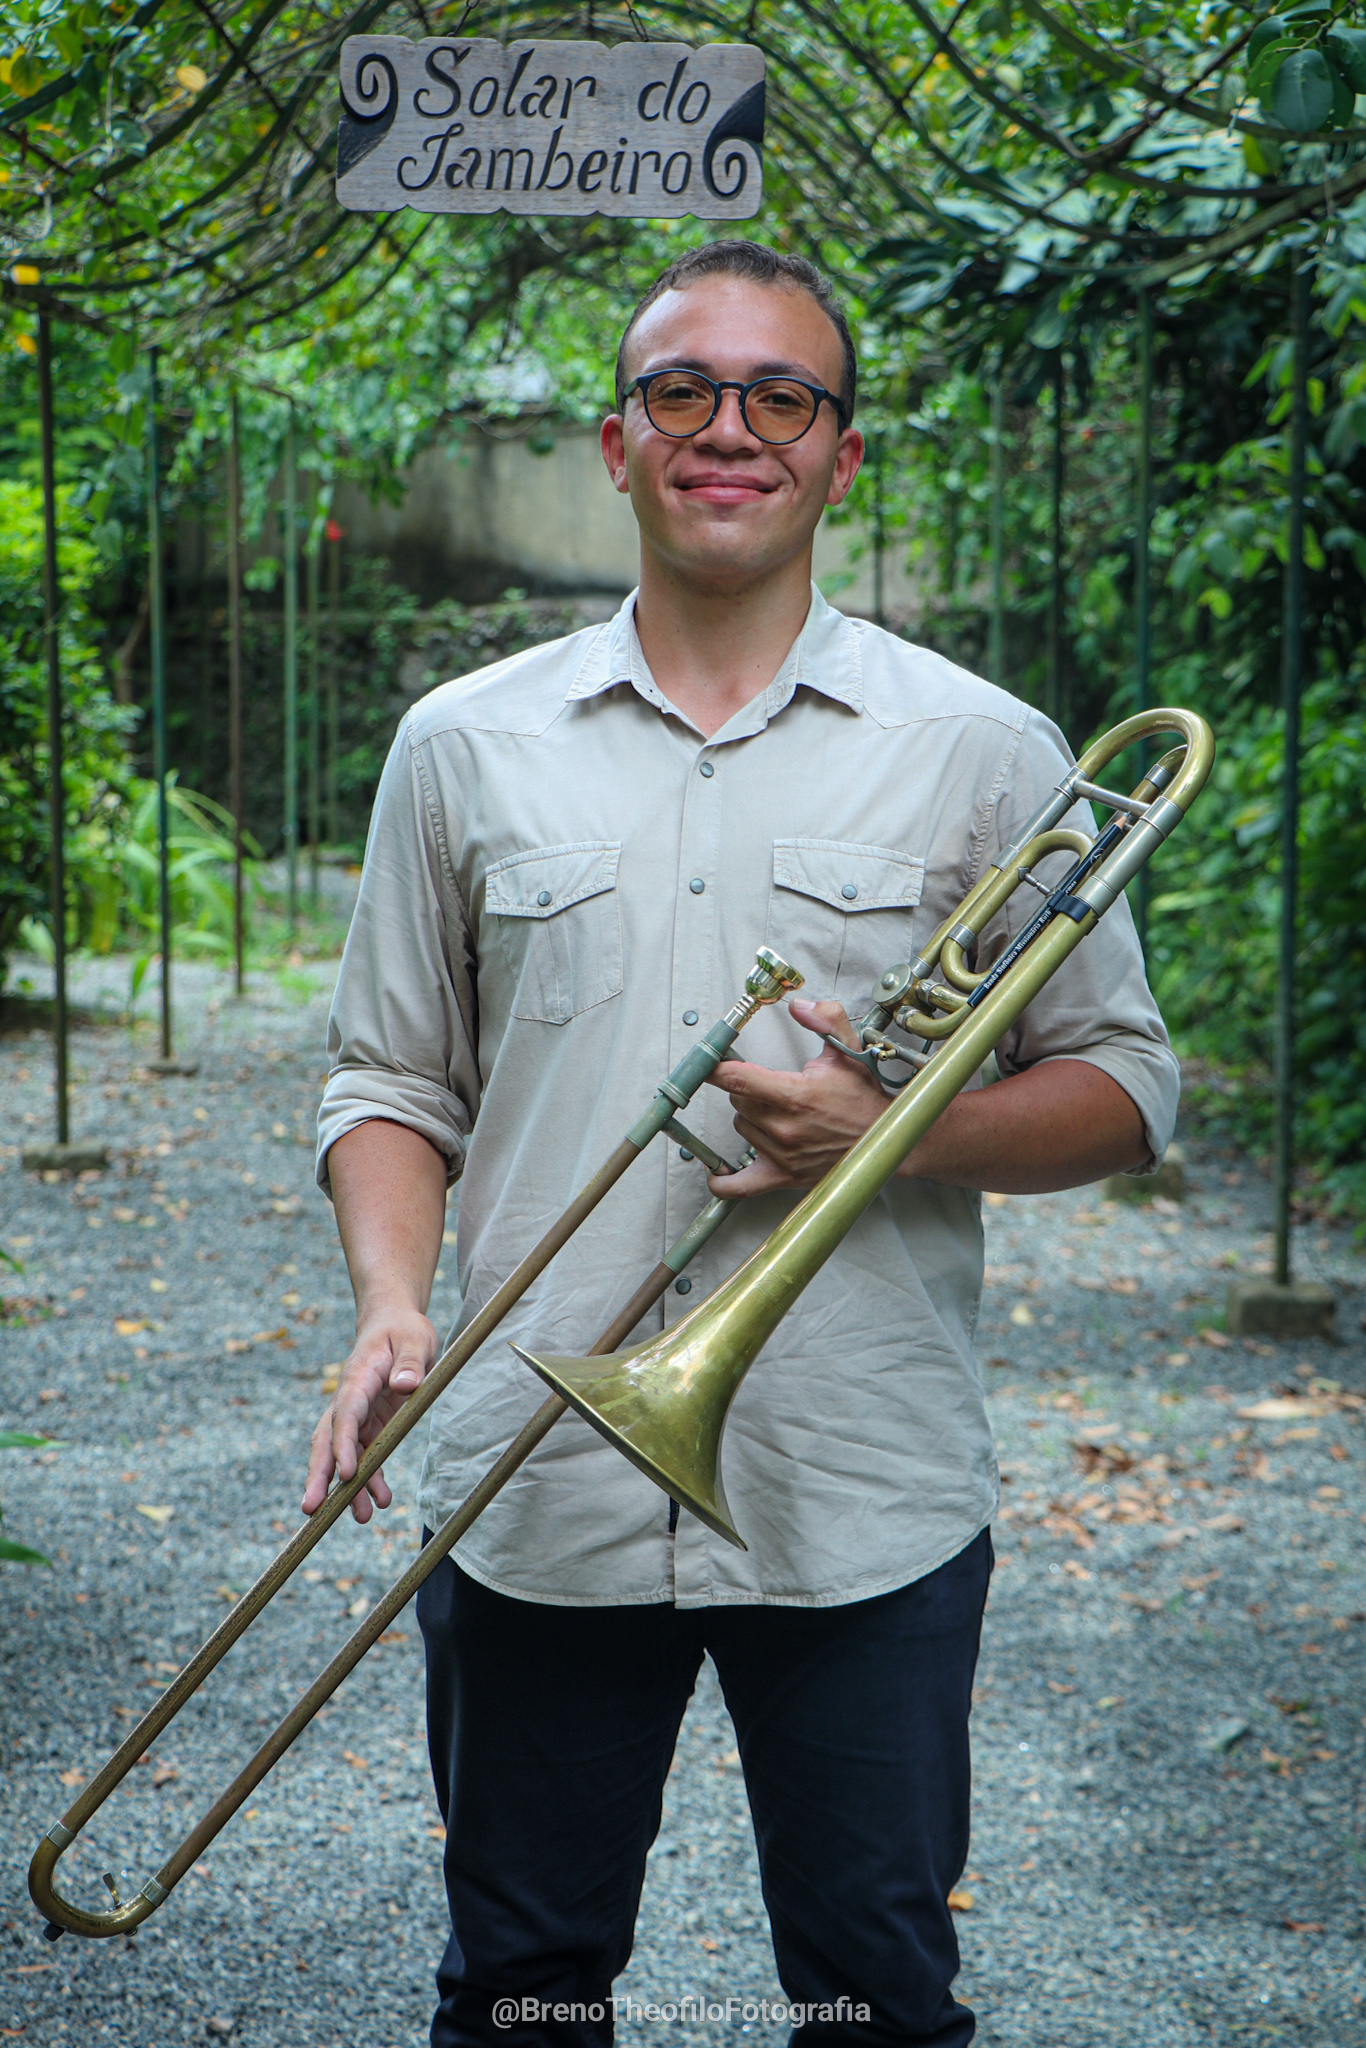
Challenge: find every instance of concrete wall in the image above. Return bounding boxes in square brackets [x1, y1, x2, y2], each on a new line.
[332, 418, 919, 616]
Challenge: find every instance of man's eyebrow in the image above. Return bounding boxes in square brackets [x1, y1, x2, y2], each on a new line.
[636, 355, 827, 384]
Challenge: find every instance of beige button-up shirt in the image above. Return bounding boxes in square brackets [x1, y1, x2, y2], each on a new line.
[318, 587, 1179, 1608]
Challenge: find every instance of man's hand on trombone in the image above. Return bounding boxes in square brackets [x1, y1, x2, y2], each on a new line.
[302, 1118, 448, 1525]
[708, 996, 1149, 1199]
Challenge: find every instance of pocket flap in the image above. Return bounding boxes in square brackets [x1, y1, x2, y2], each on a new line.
[486, 841, 621, 919]
[772, 839, 924, 914]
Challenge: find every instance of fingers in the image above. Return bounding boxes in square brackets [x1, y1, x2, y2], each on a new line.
[788, 995, 861, 1048]
[302, 1405, 337, 1515]
[300, 1311, 436, 1521]
[706, 1152, 796, 1199]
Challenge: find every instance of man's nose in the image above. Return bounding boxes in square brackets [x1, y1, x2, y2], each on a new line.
[694, 386, 760, 451]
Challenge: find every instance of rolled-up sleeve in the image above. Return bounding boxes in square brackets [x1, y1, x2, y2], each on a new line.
[316, 717, 480, 1198]
[979, 708, 1181, 1173]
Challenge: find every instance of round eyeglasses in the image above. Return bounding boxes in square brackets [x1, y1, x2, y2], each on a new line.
[626, 368, 847, 446]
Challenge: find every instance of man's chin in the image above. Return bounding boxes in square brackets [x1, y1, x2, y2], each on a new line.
[654, 523, 809, 589]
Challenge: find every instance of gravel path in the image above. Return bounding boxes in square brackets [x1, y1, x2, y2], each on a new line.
[2, 958, 1363, 2047]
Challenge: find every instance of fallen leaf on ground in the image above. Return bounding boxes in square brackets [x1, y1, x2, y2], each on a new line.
[377, 1630, 408, 1646]
[153, 1764, 178, 1786]
[1073, 1439, 1134, 1476]
[1201, 1328, 1233, 1349]
[58, 1767, 85, 1787]
[1240, 1396, 1341, 1420]
[1283, 1918, 1325, 1934]
[136, 1504, 173, 1525]
[1009, 1303, 1034, 1326]
[427, 1823, 447, 1840]
[342, 1750, 367, 1770]
[947, 1888, 975, 1911]
[115, 1317, 149, 1336]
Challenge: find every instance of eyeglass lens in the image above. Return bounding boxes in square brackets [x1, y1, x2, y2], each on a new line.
[642, 371, 819, 444]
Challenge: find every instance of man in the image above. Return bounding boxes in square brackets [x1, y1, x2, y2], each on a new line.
[308, 241, 1177, 2047]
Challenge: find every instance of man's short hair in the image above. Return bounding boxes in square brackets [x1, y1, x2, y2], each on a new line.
[614, 239, 857, 426]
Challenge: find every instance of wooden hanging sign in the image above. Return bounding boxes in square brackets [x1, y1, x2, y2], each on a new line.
[335, 37, 764, 219]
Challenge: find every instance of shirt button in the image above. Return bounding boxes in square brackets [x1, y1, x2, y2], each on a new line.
[675, 1277, 692, 1294]
[682, 1009, 698, 1026]
[699, 760, 715, 778]
[689, 878, 705, 895]
[841, 883, 858, 901]
[678, 1146, 694, 1162]
[537, 889, 552, 906]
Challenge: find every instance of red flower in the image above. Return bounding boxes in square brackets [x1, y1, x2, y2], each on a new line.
[325, 519, 345, 542]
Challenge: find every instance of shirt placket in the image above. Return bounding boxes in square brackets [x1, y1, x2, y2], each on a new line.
[662, 735, 726, 1330]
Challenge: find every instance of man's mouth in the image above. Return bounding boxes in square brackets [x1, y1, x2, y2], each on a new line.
[675, 472, 776, 500]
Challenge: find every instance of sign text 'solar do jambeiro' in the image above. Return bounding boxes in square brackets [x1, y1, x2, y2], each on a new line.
[335, 38, 765, 219]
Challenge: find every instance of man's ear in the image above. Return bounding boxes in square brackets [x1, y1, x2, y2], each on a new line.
[825, 427, 865, 510]
[601, 413, 629, 495]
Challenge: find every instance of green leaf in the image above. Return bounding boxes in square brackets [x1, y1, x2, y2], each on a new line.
[1199, 586, 1233, 620]
[0, 1431, 50, 1450]
[1271, 47, 1334, 131]
[1250, 38, 1300, 94]
[1249, 15, 1296, 64]
[1243, 133, 1284, 177]
[1326, 22, 1366, 92]
[0, 1537, 52, 1566]
[1323, 48, 1357, 126]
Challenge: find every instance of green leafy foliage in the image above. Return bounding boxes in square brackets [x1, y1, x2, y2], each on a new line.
[1148, 678, 1366, 1217]
[0, 477, 136, 987]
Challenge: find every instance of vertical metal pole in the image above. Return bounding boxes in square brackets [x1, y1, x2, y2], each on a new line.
[228, 388, 245, 998]
[283, 406, 298, 929]
[989, 356, 1005, 688]
[37, 314, 69, 1146]
[1134, 288, 1154, 956]
[1273, 263, 1311, 1289]
[147, 345, 172, 1060]
[197, 505, 210, 794]
[307, 506, 321, 913]
[1046, 356, 1065, 729]
[326, 524, 340, 848]
[871, 428, 886, 629]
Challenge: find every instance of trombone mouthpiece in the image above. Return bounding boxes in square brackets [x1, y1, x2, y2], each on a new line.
[728, 948, 804, 1028]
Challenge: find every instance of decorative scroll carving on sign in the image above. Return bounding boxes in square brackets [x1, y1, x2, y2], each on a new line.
[335, 38, 764, 219]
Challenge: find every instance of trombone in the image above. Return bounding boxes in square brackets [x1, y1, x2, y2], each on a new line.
[32, 704, 1213, 1940]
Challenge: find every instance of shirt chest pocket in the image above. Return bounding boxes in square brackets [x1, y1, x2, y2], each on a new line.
[486, 842, 624, 1026]
[766, 839, 925, 1009]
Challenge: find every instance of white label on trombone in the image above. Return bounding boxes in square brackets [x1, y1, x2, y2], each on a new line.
[335, 38, 765, 219]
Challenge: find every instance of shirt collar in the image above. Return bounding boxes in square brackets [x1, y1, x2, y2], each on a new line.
[565, 584, 863, 729]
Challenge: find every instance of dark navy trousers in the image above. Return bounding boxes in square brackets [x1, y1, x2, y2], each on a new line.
[416, 1531, 991, 2048]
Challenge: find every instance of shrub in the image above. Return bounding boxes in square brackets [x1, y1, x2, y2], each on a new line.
[0, 479, 136, 988]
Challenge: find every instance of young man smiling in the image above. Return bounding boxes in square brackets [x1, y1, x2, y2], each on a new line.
[311, 242, 1177, 2046]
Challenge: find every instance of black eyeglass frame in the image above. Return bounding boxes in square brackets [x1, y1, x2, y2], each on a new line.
[625, 368, 850, 444]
